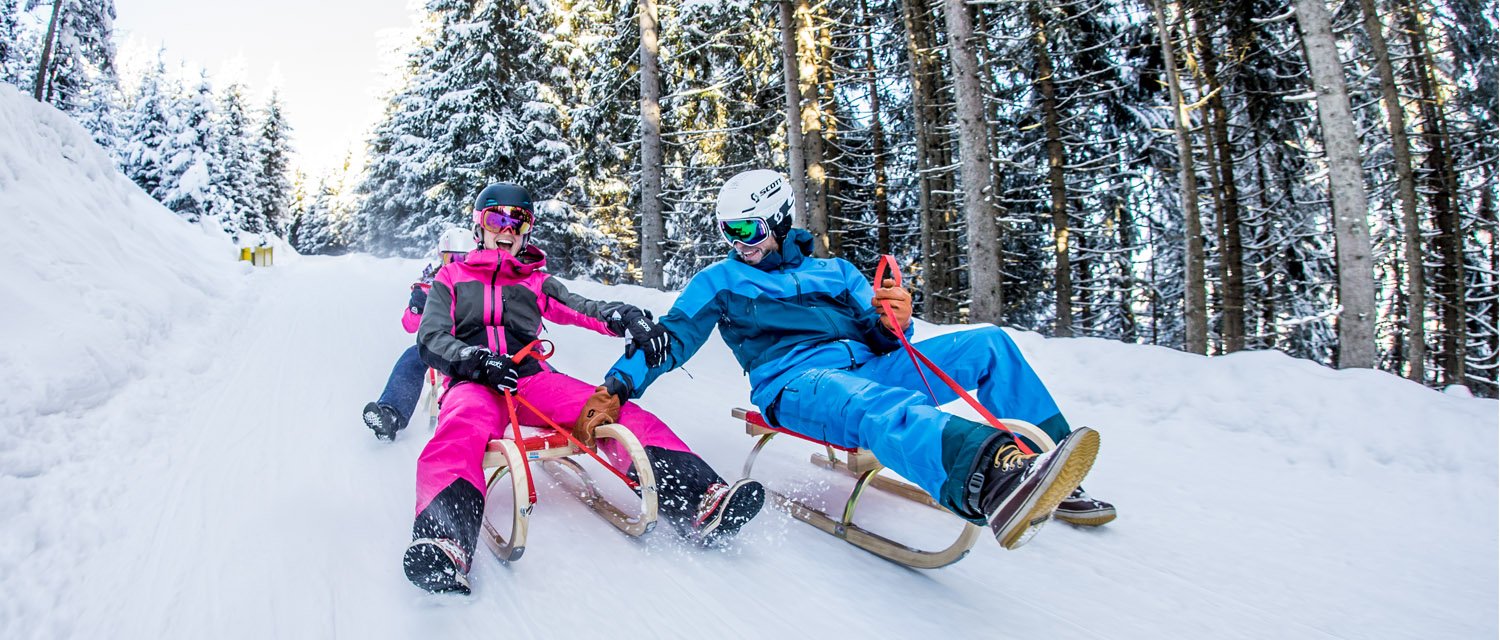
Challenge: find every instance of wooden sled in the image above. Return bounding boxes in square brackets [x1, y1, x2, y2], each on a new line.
[735, 407, 1056, 569]
[480, 422, 658, 563]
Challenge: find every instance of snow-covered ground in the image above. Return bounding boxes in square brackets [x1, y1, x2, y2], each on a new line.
[2, 86, 1496, 639]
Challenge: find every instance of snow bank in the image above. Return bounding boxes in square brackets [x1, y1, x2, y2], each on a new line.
[0, 84, 238, 419]
[0, 84, 253, 637]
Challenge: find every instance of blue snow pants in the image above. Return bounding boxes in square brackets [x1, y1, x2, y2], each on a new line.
[378, 345, 427, 421]
[768, 326, 1071, 517]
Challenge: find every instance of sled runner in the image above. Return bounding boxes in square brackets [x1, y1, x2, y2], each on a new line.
[418, 368, 442, 429]
[735, 407, 1056, 569]
[477, 414, 658, 562]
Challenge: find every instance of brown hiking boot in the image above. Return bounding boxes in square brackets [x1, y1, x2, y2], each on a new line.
[979, 427, 1101, 550]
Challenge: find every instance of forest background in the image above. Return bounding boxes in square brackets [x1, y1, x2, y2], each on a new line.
[3, 0, 1495, 396]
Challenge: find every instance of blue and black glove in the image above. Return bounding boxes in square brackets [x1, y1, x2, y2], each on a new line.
[617, 308, 671, 368]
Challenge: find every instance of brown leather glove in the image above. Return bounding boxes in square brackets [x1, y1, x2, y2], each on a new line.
[573, 385, 621, 450]
[872, 278, 912, 333]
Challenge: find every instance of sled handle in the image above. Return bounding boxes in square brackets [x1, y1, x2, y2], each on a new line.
[873, 255, 901, 289]
[511, 339, 554, 363]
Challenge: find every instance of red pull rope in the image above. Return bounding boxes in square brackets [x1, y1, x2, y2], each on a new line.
[874, 256, 1034, 455]
[510, 394, 641, 491]
[500, 388, 538, 504]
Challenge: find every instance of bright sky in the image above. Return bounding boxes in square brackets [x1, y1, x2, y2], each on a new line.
[113, 1, 419, 178]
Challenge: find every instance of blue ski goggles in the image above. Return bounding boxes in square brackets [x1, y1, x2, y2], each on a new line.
[718, 217, 771, 246]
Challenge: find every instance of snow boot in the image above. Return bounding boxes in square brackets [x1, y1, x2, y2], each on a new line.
[363, 402, 406, 441]
[1053, 487, 1116, 526]
[688, 479, 765, 547]
[977, 427, 1100, 550]
[403, 537, 472, 595]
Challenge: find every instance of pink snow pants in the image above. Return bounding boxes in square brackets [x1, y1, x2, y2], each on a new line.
[414, 370, 692, 514]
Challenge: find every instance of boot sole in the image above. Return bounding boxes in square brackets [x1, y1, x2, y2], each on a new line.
[403, 541, 471, 595]
[993, 428, 1100, 550]
[693, 479, 766, 547]
[1055, 508, 1117, 527]
[363, 402, 397, 441]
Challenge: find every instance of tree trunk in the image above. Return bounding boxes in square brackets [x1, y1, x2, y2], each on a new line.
[1031, 2, 1072, 337]
[861, 0, 891, 256]
[1192, 10, 1246, 353]
[1403, 4, 1464, 385]
[32, 0, 62, 102]
[819, 7, 844, 257]
[638, 0, 665, 289]
[901, 0, 959, 322]
[794, 0, 830, 257]
[1253, 134, 1277, 348]
[942, 0, 1002, 325]
[779, 1, 809, 228]
[1294, 0, 1377, 368]
[1358, 0, 1425, 381]
[1150, 0, 1207, 354]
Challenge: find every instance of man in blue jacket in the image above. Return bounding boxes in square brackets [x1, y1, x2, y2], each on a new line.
[575, 170, 1115, 549]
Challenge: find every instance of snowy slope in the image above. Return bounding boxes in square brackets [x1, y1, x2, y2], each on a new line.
[2, 85, 1496, 639]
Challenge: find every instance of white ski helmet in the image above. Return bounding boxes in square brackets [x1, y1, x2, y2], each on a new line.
[437, 226, 477, 254]
[715, 169, 795, 245]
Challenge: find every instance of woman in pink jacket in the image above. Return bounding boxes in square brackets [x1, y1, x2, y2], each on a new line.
[403, 183, 764, 595]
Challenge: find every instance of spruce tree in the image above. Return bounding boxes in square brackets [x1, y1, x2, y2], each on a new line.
[255, 90, 294, 237]
[211, 82, 262, 240]
[160, 72, 218, 223]
[118, 56, 173, 201]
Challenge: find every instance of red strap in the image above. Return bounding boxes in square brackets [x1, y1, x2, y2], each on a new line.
[874, 256, 1034, 455]
[511, 339, 553, 363]
[501, 389, 538, 504]
[510, 394, 641, 491]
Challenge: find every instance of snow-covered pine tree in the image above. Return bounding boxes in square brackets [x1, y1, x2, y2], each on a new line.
[118, 55, 174, 201]
[254, 90, 294, 237]
[210, 82, 262, 240]
[658, 0, 783, 288]
[160, 72, 217, 223]
[353, 11, 443, 256]
[71, 70, 122, 159]
[569, 0, 641, 283]
[0, 0, 39, 89]
[30, 0, 116, 113]
[305, 153, 360, 254]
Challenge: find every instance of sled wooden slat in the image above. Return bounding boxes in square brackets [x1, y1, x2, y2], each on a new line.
[480, 423, 658, 563]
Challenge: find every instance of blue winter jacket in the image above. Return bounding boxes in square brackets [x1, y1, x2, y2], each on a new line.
[606, 228, 912, 410]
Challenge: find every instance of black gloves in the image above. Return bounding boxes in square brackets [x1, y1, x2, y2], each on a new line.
[408, 286, 429, 314]
[619, 308, 671, 368]
[453, 346, 519, 392]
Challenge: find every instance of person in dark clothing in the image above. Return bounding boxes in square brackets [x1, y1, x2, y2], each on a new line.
[362, 227, 476, 441]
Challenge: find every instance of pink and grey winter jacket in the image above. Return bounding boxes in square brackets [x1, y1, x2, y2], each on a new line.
[416, 246, 628, 378]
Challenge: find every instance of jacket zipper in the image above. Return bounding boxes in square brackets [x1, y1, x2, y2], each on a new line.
[489, 266, 502, 353]
[788, 269, 851, 366]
